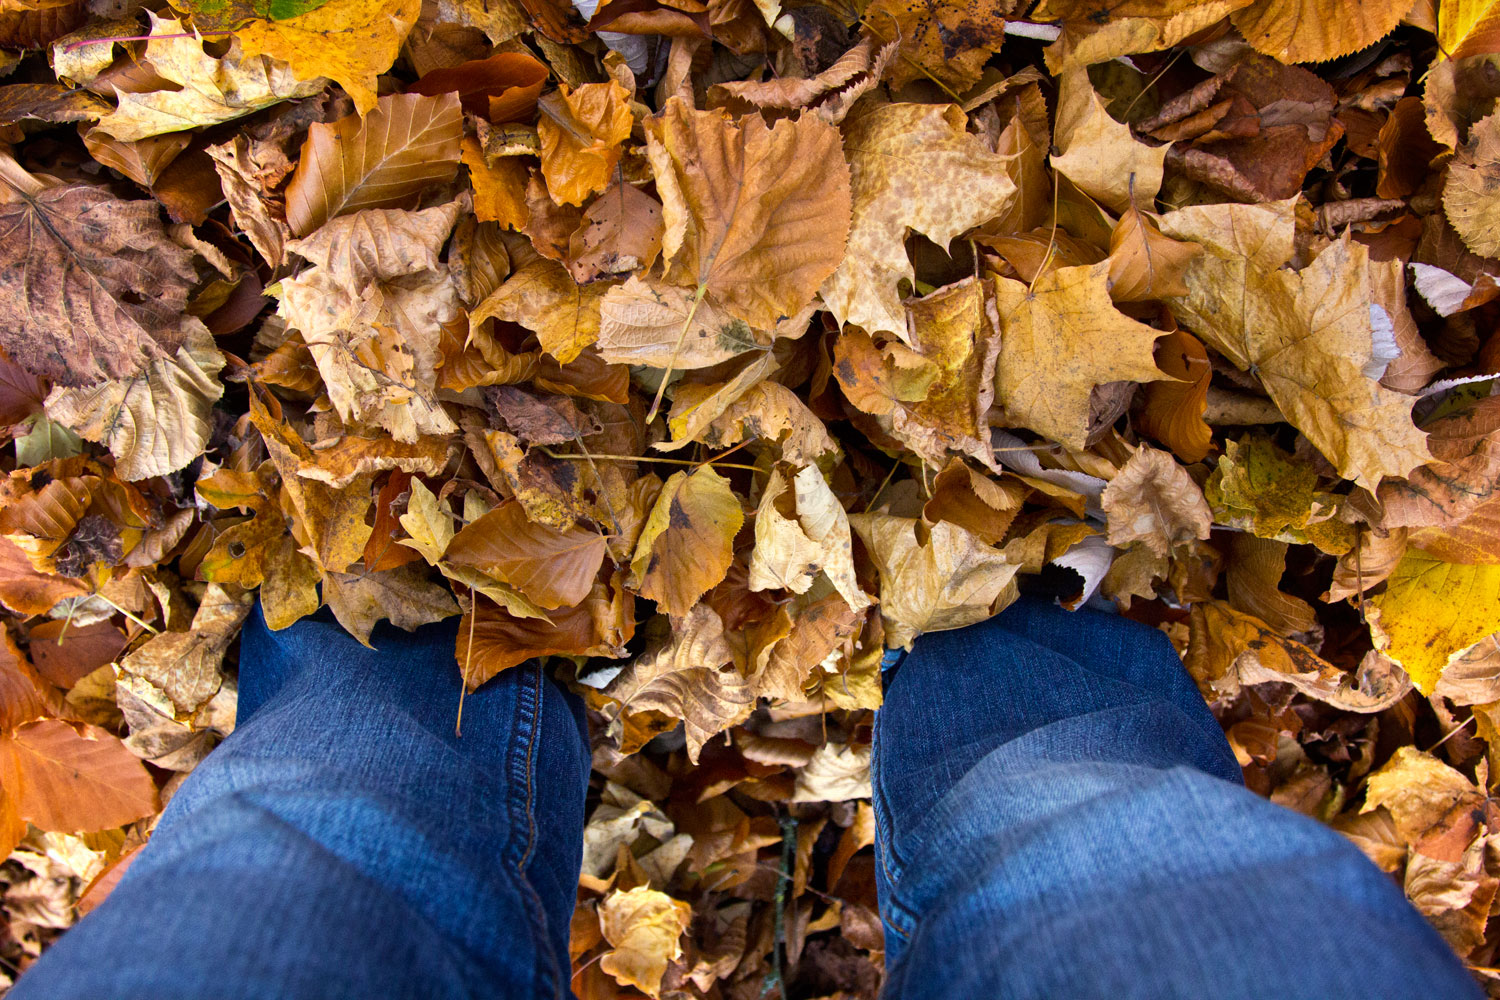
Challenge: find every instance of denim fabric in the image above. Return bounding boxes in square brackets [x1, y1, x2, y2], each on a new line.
[12, 606, 590, 1000]
[10, 599, 1480, 999]
[875, 599, 1480, 1000]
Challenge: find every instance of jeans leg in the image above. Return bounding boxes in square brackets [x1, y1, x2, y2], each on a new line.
[11, 605, 590, 1000]
[873, 598, 1480, 1000]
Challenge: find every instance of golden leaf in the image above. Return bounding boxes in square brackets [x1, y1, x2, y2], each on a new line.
[597, 887, 693, 998]
[747, 466, 872, 611]
[1231, 0, 1410, 64]
[991, 262, 1168, 450]
[627, 466, 743, 617]
[645, 98, 851, 329]
[471, 255, 613, 365]
[538, 81, 633, 207]
[822, 102, 1015, 341]
[848, 512, 1019, 649]
[445, 500, 608, 609]
[1159, 202, 1432, 490]
[234, 0, 420, 115]
[1371, 551, 1500, 695]
[1050, 68, 1165, 215]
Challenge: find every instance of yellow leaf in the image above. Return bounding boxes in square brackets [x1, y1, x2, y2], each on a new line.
[1159, 202, 1432, 490]
[991, 262, 1168, 450]
[597, 887, 693, 998]
[323, 564, 460, 648]
[538, 81, 633, 207]
[627, 466, 743, 616]
[822, 102, 1015, 341]
[747, 465, 873, 612]
[470, 255, 612, 365]
[1050, 67, 1166, 215]
[94, 14, 323, 142]
[235, 0, 420, 115]
[1033, 0, 1253, 70]
[847, 512, 1019, 649]
[1231, 0, 1411, 64]
[645, 98, 851, 330]
[461, 136, 527, 229]
[1371, 552, 1500, 695]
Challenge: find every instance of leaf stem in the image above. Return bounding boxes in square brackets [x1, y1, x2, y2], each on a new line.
[536, 447, 763, 472]
[646, 283, 707, 425]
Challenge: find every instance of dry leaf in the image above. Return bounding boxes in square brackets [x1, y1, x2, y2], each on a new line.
[1370, 551, 1500, 695]
[848, 512, 1019, 649]
[284, 92, 463, 237]
[1101, 446, 1212, 558]
[991, 263, 1168, 450]
[1232, 0, 1410, 64]
[822, 102, 1015, 341]
[0, 721, 158, 832]
[445, 500, 607, 609]
[234, 0, 420, 115]
[598, 886, 693, 997]
[645, 98, 851, 330]
[1051, 68, 1165, 215]
[627, 466, 743, 617]
[538, 81, 633, 207]
[747, 465, 872, 611]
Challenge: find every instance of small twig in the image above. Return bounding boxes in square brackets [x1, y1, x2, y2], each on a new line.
[95, 593, 158, 635]
[862, 459, 902, 513]
[646, 283, 707, 424]
[763, 813, 798, 999]
[536, 447, 763, 472]
[1426, 714, 1475, 754]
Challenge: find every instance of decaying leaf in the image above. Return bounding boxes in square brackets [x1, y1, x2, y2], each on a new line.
[627, 466, 743, 617]
[598, 886, 693, 997]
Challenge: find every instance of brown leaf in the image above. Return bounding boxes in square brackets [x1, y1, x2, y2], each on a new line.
[1107, 206, 1200, 303]
[323, 564, 460, 647]
[567, 181, 664, 283]
[747, 465, 871, 611]
[446, 501, 608, 609]
[284, 92, 463, 237]
[862, 0, 1008, 91]
[1231, 0, 1410, 64]
[0, 153, 200, 387]
[1377, 396, 1500, 529]
[1138, 327, 1212, 464]
[408, 49, 548, 117]
[471, 254, 613, 364]
[627, 466, 744, 616]
[645, 97, 851, 329]
[456, 578, 632, 688]
[0, 720, 158, 832]
[1101, 446, 1212, 558]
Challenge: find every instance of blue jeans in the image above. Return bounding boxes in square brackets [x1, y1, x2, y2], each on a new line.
[13, 600, 1477, 999]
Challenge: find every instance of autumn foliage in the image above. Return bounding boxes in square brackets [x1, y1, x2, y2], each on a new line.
[0, 0, 1497, 992]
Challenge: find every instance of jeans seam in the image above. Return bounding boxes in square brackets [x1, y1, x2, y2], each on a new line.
[517, 664, 541, 874]
[504, 664, 565, 997]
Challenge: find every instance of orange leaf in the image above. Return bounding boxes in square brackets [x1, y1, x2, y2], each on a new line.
[0, 720, 158, 832]
[446, 500, 609, 609]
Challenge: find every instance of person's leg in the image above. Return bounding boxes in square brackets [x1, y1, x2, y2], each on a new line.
[874, 597, 1480, 1000]
[11, 605, 589, 1000]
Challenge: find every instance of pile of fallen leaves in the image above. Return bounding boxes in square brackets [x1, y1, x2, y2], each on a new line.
[0, 0, 1498, 993]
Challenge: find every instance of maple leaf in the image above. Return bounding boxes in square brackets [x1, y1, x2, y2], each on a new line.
[991, 262, 1168, 450]
[822, 102, 1015, 341]
[627, 466, 743, 617]
[284, 92, 463, 237]
[645, 97, 852, 331]
[0, 154, 201, 387]
[1158, 201, 1432, 490]
[93, 14, 324, 142]
[1050, 68, 1166, 216]
[234, 0, 420, 115]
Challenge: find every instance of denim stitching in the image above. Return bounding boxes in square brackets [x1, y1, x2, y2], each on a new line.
[517, 664, 541, 873]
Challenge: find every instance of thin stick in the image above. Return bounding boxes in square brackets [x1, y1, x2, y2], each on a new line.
[646, 284, 707, 424]
[1425, 714, 1475, 754]
[536, 448, 763, 472]
[55, 597, 77, 647]
[863, 459, 901, 513]
[457, 602, 475, 737]
[95, 593, 159, 635]
[64, 31, 231, 52]
[1353, 531, 1367, 623]
[692, 437, 753, 471]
